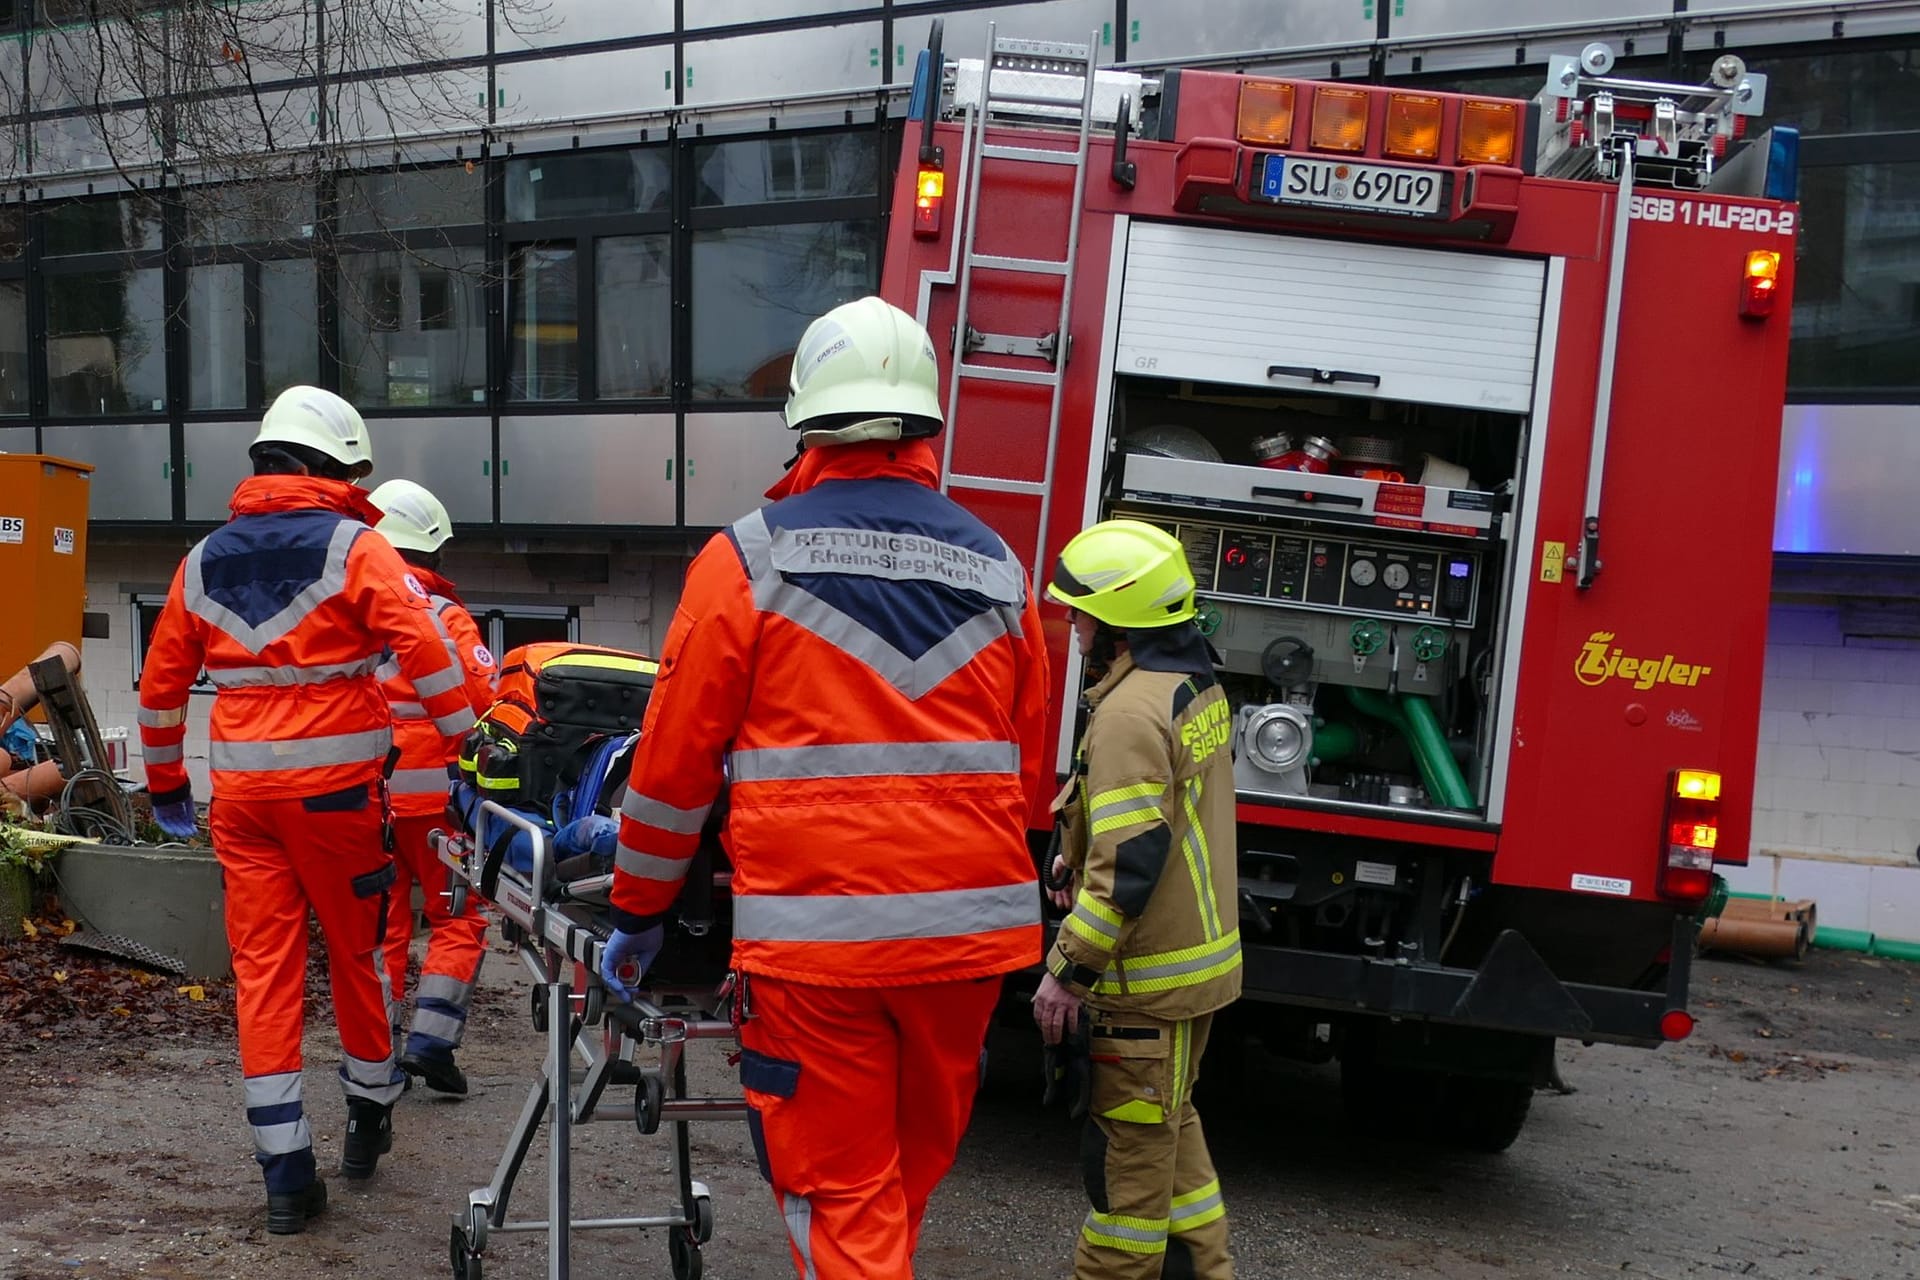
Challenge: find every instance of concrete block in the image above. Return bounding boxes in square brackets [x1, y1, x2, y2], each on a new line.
[1812, 647, 1875, 683]
[1868, 864, 1920, 944]
[1828, 680, 1888, 718]
[1766, 810, 1824, 850]
[1764, 646, 1814, 680]
[1820, 814, 1860, 854]
[1859, 817, 1915, 858]
[1769, 744, 1828, 780]
[1882, 718, 1920, 753]
[1813, 715, 1886, 751]
[1719, 853, 1778, 897]
[1778, 857, 1873, 933]
[1867, 783, 1920, 821]
[52, 844, 230, 978]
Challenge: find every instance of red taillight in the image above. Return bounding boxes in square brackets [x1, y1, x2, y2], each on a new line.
[913, 166, 945, 237]
[1742, 249, 1781, 318]
[1659, 769, 1720, 904]
[1660, 1009, 1696, 1042]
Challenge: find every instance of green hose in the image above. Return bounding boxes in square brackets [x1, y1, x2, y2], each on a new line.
[1309, 720, 1364, 765]
[1342, 686, 1477, 811]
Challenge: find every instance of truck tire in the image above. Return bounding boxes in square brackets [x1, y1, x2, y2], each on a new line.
[1338, 1054, 1437, 1139]
[1434, 1075, 1532, 1153]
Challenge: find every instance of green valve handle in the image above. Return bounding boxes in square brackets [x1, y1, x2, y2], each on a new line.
[1349, 619, 1386, 657]
[1412, 626, 1448, 664]
[1193, 601, 1223, 637]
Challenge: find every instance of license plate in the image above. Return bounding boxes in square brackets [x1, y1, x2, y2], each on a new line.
[1259, 154, 1444, 217]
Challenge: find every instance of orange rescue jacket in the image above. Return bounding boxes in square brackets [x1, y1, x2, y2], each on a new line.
[608, 438, 1051, 986]
[138, 476, 480, 804]
[379, 567, 496, 816]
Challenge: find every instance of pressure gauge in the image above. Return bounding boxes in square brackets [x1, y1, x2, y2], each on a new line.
[1383, 562, 1411, 591]
[1348, 558, 1378, 588]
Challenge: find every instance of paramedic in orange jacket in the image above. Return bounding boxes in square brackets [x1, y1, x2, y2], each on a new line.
[139, 388, 480, 1235]
[369, 479, 497, 1097]
[600, 297, 1051, 1279]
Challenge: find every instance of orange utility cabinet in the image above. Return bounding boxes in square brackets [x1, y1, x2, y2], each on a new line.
[0, 453, 93, 680]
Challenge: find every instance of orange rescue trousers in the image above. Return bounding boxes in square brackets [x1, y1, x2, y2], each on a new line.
[213, 788, 405, 1195]
[738, 974, 1002, 1279]
[383, 814, 488, 1062]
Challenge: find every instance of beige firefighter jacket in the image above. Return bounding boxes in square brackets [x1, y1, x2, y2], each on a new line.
[1047, 645, 1243, 1022]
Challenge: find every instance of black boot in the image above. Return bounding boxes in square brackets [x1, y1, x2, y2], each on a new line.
[400, 1051, 469, 1097]
[265, 1178, 328, 1235]
[340, 1100, 393, 1180]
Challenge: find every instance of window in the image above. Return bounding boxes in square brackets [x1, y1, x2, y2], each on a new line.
[46, 268, 167, 416]
[1789, 161, 1920, 395]
[508, 244, 579, 401]
[188, 264, 247, 410]
[339, 247, 487, 408]
[186, 180, 314, 248]
[692, 134, 878, 207]
[595, 235, 672, 399]
[506, 150, 671, 221]
[132, 596, 213, 693]
[44, 196, 162, 257]
[260, 259, 319, 402]
[339, 168, 484, 236]
[1699, 46, 1920, 137]
[691, 221, 878, 399]
[0, 208, 22, 261]
[0, 281, 23, 416]
[484, 605, 579, 654]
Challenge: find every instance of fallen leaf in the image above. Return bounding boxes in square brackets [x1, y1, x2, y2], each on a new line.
[111, 1006, 131, 1017]
[20, 918, 37, 939]
[51, 970, 67, 983]
[176, 985, 206, 1002]
[58, 919, 75, 936]
[1727, 1050, 1748, 1063]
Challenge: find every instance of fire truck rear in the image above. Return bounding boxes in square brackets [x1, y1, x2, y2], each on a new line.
[882, 27, 1798, 1149]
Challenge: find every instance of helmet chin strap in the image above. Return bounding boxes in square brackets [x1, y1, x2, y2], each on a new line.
[798, 416, 905, 450]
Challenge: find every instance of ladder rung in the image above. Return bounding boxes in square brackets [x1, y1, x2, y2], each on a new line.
[957, 363, 1061, 387]
[950, 475, 1048, 497]
[995, 37, 1091, 60]
[972, 254, 1069, 276]
[982, 143, 1083, 166]
[985, 90, 1089, 111]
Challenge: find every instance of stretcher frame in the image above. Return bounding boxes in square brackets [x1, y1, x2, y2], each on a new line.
[436, 802, 746, 1280]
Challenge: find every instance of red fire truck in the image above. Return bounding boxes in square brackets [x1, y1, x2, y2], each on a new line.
[882, 26, 1799, 1148]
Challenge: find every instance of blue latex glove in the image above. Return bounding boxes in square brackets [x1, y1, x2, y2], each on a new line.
[555, 815, 618, 862]
[599, 925, 665, 1004]
[153, 798, 197, 840]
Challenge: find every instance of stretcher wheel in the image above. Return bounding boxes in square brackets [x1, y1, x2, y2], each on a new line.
[693, 1192, 714, 1245]
[669, 1230, 703, 1280]
[634, 1074, 665, 1136]
[448, 1222, 482, 1280]
[531, 986, 549, 1033]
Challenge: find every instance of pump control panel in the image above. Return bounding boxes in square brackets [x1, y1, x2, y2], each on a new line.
[1152, 515, 1481, 627]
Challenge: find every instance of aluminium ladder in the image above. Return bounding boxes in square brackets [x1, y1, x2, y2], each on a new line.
[939, 26, 1102, 584]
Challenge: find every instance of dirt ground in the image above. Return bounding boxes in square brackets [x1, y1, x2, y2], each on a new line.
[2, 924, 1916, 1280]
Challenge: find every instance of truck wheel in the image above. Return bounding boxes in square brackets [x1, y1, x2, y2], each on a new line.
[1338, 1055, 1436, 1139]
[1434, 1075, 1532, 1153]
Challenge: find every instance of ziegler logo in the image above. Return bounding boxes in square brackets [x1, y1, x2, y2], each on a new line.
[1575, 632, 1713, 690]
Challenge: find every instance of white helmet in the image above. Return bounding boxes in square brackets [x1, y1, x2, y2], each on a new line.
[784, 296, 943, 447]
[369, 479, 452, 554]
[254, 386, 372, 471]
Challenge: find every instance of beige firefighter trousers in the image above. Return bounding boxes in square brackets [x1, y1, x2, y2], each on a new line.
[1074, 1010, 1233, 1279]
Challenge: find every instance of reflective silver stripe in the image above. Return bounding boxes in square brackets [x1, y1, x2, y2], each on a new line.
[390, 767, 453, 795]
[143, 743, 185, 765]
[417, 973, 474, 1007]
[1103, 932, 1243, 985]
[339, 1052, 404, 1105]
[1169, 1188, 1225, 1225]
[185, 520, 363, 653]
[1084, 1212, 1169, 1245]
[729, 740, 1018, 783]
[207, 656, 381, 689]
[615, 845, 694, 883]
[388, 700, 428, 720]
[620, 789, 711, 836]
[410, 663, 465, 699]
[251, 1118, 313, 1156]
[375, 658, 402, 683]
[432, 709, 475, 736]
[1069, 901, 1121, 942]
[783, 1194, 819, 1280]
[1089, 794, 1163, 826]
[211, 727, 392, 773]
[138, 705, 187, 729]
[734, 881, 1039, 943]
[767, 525, 1025, 605]
[732, 510, 1025, 700]
[409, 1007, 466, 1047]
[244, 1071, 302, 1109]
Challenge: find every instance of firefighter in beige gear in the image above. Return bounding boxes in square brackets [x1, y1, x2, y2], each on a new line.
[1032, 518, 1242, 1280]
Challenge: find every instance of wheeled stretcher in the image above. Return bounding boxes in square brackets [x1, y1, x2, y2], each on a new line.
[434, 799, 742, 1280]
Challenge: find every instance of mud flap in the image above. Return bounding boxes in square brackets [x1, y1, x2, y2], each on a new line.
[1450, 929, 1594, 1038]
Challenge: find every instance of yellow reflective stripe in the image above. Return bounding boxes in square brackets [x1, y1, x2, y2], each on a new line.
[1082, 1210, 1169, 1255]
[1104, 951, 1242, 995]
[1171, 1179, 1222, 1211]
[1171, 1020, 1189, 1112]
[1074, 891, 1122, 927]
[1182, 777, 1225, 939]
[1099, 1098, 1166, 1124]
[543, 654, 658, 675]
[1170, 1178, 1227, 1232]
[1065, 913, 1119, 950]
[476, 774, 521, 790]
[1093, 930, 1243, 996]
[1090, 805, 1161, 837]
[1088, 780, 1161, 809]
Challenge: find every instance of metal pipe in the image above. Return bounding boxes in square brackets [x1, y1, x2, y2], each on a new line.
[1579, 145, 1635, 589]
[590, 1099, 750, 1123]
[1342, 686, 1474, 811]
